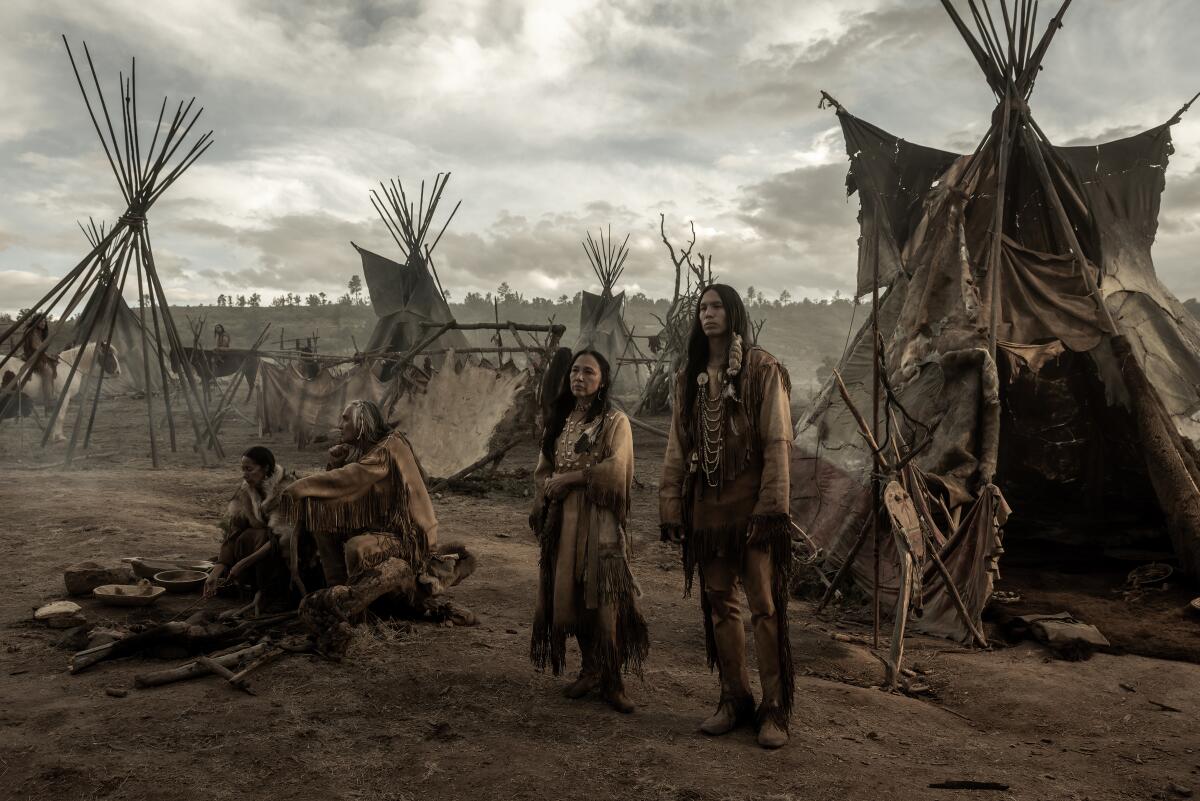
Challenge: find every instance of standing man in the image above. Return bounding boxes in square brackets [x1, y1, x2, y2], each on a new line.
[659, 284, 795, 749]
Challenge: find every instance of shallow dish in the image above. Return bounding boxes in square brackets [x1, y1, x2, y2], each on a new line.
[93, 583, 165, 607]
[1127, 562, 1173, 587]
[130, 558, 213, 580]
[153, 570, 209, 593]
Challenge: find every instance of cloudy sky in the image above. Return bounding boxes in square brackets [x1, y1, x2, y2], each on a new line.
[2, 0, 1199, 314]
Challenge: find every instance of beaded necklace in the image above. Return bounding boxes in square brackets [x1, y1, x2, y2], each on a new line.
[697, 369, 725, 487]
[554, 406, 593, 471]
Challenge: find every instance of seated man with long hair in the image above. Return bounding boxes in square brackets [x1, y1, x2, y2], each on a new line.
[283, 400, 476, 654]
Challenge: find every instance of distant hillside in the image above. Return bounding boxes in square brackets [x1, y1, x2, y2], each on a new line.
[6, 293, 861, 398]
[169, 294, 862, 395]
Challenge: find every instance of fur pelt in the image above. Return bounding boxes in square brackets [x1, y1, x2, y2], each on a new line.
[222, 465, 302, 589]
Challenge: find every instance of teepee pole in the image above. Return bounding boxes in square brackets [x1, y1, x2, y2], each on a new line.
[871, 230, 882, 649]
[986, 89, 1015, 355]
[941, 1, 1004, 93]
[426, 198, 461, 255]
[0, 226, 120, 361]
[140, 227, 222, 461]
[1016, 121, 1117, 332]
[54, 37, 218, 464]
[38, 234, 135, 446]
[141, 241, 177, 452]
[134, 244, 160, 468]
[1018, 0, 1072, 96]
[68, 233, 136, 463]
[80, 234, 138, 450]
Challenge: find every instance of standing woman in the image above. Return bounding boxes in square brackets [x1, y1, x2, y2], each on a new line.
[659, 284, 795, 749]
[530, 350, 648, 713]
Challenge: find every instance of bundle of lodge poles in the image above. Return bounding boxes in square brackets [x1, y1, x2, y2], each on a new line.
[815, 334, 991, 689]
[0, 38, 221, 467]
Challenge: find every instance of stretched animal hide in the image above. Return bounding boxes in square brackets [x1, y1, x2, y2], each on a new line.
[259, 356, 535, 477]
[392, 358, 532, 478]
[256, 362, 392, 447]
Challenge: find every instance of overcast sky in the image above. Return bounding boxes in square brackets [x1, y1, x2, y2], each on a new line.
[2, 0, 1199, 314]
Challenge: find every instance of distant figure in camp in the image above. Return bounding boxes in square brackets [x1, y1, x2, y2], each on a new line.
[213, 324, 231, 350]
[284, 399, 477, 655]
[530, 349, 647, 714]
[5, 341, 121, 442]
[19, 313, 57, 410]
[298, 345, 320, 380]
[204, 446, 309, 606]
[660, 284, 795, 749]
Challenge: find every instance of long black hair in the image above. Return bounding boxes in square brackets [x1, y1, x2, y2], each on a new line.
[683, 283, 750, 414]
[540, 349, 612, 462]
[242, 445, 276, 477]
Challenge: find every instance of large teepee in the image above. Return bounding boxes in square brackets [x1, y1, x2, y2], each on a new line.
[355, 173, 468, 364]
[574, 226, 636, 377]
[0, 38, 219, 466]
[793, 0, 1200, 644]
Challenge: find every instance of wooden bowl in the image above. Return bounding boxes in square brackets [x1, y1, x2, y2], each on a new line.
[131, 558, 213, 580]
[94, 583, 165, 607]
[153, 570, 209, 593]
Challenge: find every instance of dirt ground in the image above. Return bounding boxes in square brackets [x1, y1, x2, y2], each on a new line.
[2, 394, 1200, 801]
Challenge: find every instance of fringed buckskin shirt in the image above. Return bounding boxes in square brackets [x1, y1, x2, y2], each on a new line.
[659, 347, 793, 585]
[284, 430, 439, 564]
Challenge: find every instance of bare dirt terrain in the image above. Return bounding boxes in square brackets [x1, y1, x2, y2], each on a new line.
[1, 394, 1199, 801]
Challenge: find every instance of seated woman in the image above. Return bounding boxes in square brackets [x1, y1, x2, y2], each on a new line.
[204, 446, 304, 606]
[283, 400, 476, 654]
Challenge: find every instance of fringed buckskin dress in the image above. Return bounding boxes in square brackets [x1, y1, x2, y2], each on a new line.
[531, 408, 649, 692]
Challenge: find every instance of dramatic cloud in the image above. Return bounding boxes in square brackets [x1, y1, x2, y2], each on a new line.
[2, 0, 1199, 313]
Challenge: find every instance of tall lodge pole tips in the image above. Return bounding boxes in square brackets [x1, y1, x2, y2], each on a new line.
[1, 38, 221, 464]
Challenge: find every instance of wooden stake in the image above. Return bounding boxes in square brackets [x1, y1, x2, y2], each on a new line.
[133, 643, 269, 688]
[196, 655, 256, 695]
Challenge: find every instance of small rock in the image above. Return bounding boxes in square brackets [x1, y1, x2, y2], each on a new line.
[34, 601, 87, 629]
[505, 629, 518, 635]
[64, 561, 135, 596]
[105, 687, 128, 698]
[1170, 784, 1193, 798]
[494, 532, 512, 539]
[54, 626, 92, 651]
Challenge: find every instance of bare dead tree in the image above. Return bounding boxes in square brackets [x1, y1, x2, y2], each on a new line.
[751, 318, 767, 346]
[634, 215, 717, 414]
